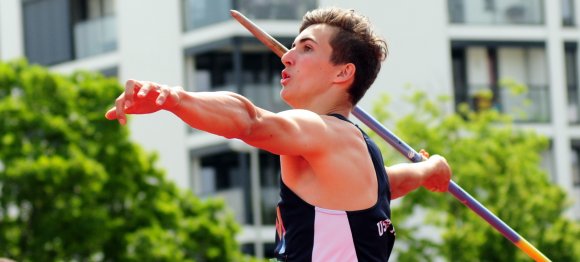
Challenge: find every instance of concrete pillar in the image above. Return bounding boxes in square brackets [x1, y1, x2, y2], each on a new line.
[116, 0, 188, 186]
[546, 0, 574, 217]
[0, 0, 24, 60]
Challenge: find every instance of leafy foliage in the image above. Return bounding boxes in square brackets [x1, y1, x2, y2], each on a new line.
[369, 86, 580, 261]
[0, 59, 244, 261]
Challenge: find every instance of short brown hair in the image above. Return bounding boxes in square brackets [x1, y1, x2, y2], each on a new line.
[300, 7, 388, 105]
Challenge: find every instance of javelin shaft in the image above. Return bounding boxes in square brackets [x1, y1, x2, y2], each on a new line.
[230, 10, 550, 261]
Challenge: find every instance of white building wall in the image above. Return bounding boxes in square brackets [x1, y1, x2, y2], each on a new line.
[0, 0, 24, 60]
[319, 0, 453, 113]
[116, 0, 188, 185]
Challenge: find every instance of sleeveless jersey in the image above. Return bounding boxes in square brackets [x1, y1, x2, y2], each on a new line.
[274, 114, 395, 261]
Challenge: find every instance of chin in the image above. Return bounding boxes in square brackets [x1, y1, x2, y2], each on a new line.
[280, 91, 298, 108]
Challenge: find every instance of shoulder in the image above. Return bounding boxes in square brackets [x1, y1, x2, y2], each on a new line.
[243, 109, 357, 156]
[276, 110, 353, 129]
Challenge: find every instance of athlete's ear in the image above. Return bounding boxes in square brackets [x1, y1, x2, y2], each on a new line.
[334, 63, 355, 85]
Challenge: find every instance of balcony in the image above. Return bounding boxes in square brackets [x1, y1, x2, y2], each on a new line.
[448, 0, 544, 25]
[74, 16, 118, 59]
[237, 0, 317, 20]
[456, 83, 551, 123]
[183, 0, 317, 31]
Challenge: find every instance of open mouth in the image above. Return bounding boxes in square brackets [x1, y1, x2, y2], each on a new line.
[281, 70, 290, 80]
[280, 70, 291, 86]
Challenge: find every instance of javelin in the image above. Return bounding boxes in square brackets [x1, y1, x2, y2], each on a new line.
[230, 10, 550, 261]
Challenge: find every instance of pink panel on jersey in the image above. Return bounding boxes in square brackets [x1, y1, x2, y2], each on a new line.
[312, 207, 357, 262]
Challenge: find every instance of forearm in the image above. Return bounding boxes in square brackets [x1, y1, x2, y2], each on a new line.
[387, 155, 452, 199]
[169, 90, 259, 139]
[387, 162, 428, 199]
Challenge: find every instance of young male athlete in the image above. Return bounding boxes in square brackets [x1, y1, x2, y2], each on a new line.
[106, 7, 451, 261]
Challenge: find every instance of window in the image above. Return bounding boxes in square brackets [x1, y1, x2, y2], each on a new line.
[200, 151, 243, 192]
[23, 0, 117, 65]
[451, 42, 550, 122]
[193, 49, 288, 111]
[565, 43, 579, 123]
[182, 0, 318, 31]
[562, 0, 576, 26]
[23, 0, 74, 65]
[182, 0, 231, 31]
[259, 151, 280, 225]
[199, 151, 248, 222]
[72, 0, 117, 59]
[448, 0, 544, 25]
[197, 149, 280, 225]
[571, 143, 580, 186]
[238, 0, 317, 20]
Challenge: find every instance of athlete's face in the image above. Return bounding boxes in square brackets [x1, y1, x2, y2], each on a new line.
[280, 24, 341, 108]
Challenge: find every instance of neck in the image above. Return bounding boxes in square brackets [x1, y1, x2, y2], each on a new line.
[324, 106, 352, 118]
[305, 97, 353, 117]
[287, 83, 354, 116]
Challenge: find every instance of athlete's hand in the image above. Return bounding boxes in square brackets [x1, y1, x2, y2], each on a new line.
[105, 79, 183, 125]
[421, 154, 451, 193]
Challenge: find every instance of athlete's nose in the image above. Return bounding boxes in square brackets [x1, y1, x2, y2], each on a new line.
[281, 47, 295, 67]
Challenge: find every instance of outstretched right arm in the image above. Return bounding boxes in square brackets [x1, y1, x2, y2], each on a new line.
[105, 80, 333, 156]
[105, 79, 262, 138]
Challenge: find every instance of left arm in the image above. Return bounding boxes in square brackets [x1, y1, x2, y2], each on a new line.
[387, 155, 451, 200]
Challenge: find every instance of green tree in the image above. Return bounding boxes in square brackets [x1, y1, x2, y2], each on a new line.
[369, 86, 580, 261]
[0, 59, 245, 261]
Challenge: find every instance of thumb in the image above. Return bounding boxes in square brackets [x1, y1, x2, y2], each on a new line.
[105, 107, 117, 120]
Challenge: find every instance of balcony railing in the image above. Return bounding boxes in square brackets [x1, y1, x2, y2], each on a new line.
[212, 188, 247, 223]
[237, 0, 317, 20]
[183, 0, 232, 31]
[74, 16, 118, 59]
[455, 84, 551, 123]
[500, 84, 550, 122]
[448, 0, 544, 25]
[183, 0, 317, 31]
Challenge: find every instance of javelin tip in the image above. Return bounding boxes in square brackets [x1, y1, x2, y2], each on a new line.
[230, 10, 242, 18]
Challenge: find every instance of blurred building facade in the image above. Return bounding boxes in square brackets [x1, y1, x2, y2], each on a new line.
[0, 0, 579, 258]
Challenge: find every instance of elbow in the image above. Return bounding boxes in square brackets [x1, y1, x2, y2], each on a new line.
[223, 92, 260, 139]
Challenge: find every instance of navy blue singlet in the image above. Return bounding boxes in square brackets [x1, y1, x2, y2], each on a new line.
[274, 114, 395, 261]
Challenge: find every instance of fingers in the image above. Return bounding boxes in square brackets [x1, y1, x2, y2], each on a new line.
[426, 180, 449, 193]
[155, 85, 169, 106]
[137, 81, 153, 99]
[126, 79, 138, 100]
[107, 79, 141, 125]
[114, 94, 127, 125]
[105, 107, 117, 120]
[136, 81, 168, 105]
[105, 80, 178, 124]
[424, 154, 452, 193]
[419, 149, 430, 160]
[434, 180, 450, 192]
